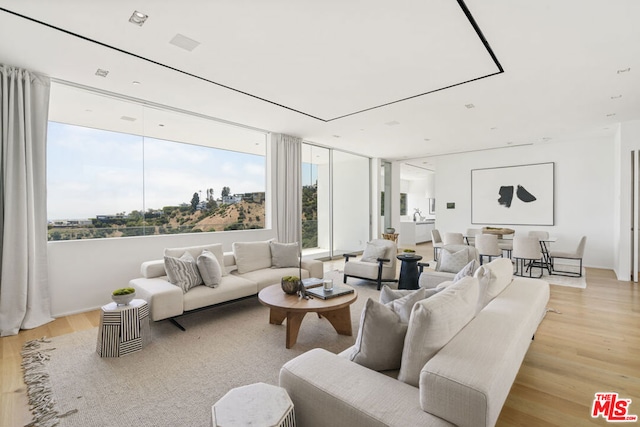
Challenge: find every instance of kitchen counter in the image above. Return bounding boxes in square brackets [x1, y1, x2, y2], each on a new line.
[399, 221, 435, 246]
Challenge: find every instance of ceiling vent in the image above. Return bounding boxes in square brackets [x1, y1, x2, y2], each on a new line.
[95, 69, 109, 77]
[169, 34, 201, 52]
[120, 116, 137, 122]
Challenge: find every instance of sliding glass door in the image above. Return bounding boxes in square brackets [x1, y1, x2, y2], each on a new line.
[302, 144, 371, 259]
[332, 151, 370, 256]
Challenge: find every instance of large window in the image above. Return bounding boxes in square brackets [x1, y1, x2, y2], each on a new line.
[47, 84, 267, 241]
[302, 143, 370, 259]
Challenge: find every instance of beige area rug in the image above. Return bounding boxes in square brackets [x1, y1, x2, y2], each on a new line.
[422, 260, 587, 289]
[22, 271, 382, 427]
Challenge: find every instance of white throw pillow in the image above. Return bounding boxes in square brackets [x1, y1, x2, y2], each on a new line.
[164, 252, 203, 293]
[233, 240, 273, 274]
[164, 244, 227, 276]
[360, 242, 387, 263]
[397, 276, 479, 386]
[348, 298, 408, 371]
[197, 249, 222, 288]
[473, 265, 492, 313]
[453, 260, 476, 283]
[379, 285, 415, 304]
[437, 248, 470, 273]
[270, 241, 299, 268]
[478, 258, 513, 305]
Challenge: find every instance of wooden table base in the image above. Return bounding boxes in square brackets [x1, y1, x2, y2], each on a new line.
[268, 305, 353, 349]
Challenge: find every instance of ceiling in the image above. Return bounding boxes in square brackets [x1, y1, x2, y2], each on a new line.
[0, 0, 638, 164]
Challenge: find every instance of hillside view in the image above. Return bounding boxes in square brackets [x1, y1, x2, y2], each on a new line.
[49, 184, 319, 249]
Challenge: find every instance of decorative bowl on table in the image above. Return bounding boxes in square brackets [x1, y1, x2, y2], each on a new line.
[112, 287, 136, 305]
[281, 276, 302, 295]
[385, 227, 396, 234]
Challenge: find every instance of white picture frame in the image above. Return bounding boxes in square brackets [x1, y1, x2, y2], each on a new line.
[471, 162, 554, 225]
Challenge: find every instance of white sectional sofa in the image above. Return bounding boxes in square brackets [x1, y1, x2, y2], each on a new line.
[279, 258, 550, 427]
[130, 241, 323, 328]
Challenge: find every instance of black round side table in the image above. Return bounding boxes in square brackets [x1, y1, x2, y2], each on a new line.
[396, 254, 423, 290]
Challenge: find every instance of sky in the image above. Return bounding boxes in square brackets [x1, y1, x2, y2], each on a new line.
[47, 122, 266, 220]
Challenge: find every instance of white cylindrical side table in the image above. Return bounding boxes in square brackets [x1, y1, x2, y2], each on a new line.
[212, 382, 295, 427]
[96, 299, 150, 357]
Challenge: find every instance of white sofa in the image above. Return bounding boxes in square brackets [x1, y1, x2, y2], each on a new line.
[279, 258, 549, 427]
[129, 241, 323, 326]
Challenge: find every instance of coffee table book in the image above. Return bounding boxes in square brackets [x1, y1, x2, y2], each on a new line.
[305, 285, 355, 300]
[302, 277, 323, 288]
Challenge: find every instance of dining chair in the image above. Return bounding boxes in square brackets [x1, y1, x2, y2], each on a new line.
[549, 236, 587, 277]
[528, 230, 550, 240]
[475, 234, 503, 265]
[465, 228, 481, 246]
[431, 229, 444, 261]
[512, 236, 543, 278]
[443, 232, 464, 246]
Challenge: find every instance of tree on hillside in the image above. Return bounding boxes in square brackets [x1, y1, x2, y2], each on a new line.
[221, 186, 231, 197]
[191, 192, 200, 212]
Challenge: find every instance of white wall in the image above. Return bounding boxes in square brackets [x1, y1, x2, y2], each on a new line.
[433, 137, 615, 269]
[614, 120, 640, 280]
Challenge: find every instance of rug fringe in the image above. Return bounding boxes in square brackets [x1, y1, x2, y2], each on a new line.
[546, 307, 562, 314]
[21, 337, 64, 427]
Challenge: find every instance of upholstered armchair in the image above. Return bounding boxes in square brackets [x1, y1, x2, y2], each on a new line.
[418, 244, 479, 289]
[343, 239, 398, 290]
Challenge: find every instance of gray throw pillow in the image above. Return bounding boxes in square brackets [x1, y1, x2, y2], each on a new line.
[348, 298, 408, 371]
[270, 241, 299, 268]
[385, 287, 437, 323]
[438, 248, 470, 273]
[197, 249, 222, 288]
[361, 243, 387, 263]
[164, 251, 203, 293]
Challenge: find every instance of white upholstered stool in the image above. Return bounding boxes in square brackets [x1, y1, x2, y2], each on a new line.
[212, 382, 295, 427]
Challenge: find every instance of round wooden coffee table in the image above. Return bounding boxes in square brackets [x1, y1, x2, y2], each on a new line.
[258, 284, 358, 349]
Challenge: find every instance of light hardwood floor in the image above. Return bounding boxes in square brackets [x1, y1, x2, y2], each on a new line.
[1, 243, 639, 426]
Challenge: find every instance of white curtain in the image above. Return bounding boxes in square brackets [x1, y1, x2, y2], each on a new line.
[273, 133, 302, 244]
[0, 65, 53, 336]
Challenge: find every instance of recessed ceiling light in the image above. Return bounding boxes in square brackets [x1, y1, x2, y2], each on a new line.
[606, 113, 617, 117]
[465, 104, 475, 109]
[169, 34, 201, 52]
[542, 137, 552, 142]
[490, 127, 498, 130]
[385, 120, 400, 126]
[95, 69, 109, 77]
[423, 138, 430, 142]
[611, 95, 622, 99]
[332, 135, 341, 138]
[129, 11, 148, 26]
[85, 109, 92, 112]
[132, 81, 141, 85]
[506, 141, 513, 145]
[120, 116, 137, 122]
[158, 124, 165, 127]
[617, 67, 631, 74]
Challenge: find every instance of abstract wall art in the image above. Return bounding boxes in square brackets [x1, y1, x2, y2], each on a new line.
[471, 162, 554, 225]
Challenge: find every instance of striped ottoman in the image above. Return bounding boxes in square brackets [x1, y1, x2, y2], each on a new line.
[96, 299, 150, 357]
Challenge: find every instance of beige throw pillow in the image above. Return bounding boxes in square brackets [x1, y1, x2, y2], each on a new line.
[397, 276, 479, 386]
[270, 241, 299, 268]
[233, 240, 273, 274]
[197, 249, 222, 288]
[437, 248, 470, 273]
[360, 242, 387, 263]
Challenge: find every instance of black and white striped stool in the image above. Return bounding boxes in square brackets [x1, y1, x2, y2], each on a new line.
[96, 299, 150, 357]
